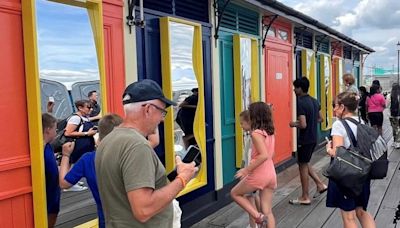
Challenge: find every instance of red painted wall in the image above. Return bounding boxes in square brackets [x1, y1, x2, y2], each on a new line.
[0, 0, 125, 226]
[0, 0, 35, 227]
[103, 0, 125, 117]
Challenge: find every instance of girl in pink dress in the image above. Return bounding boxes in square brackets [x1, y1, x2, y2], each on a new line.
[231, 102, 277, 228]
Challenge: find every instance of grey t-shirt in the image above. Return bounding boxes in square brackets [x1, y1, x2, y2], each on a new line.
[95, 127, 173, 228]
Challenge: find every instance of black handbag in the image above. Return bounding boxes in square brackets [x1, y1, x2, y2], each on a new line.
[324, 120, 372, 198]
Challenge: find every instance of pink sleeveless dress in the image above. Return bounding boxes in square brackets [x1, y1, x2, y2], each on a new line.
[244, 129, 277, 190]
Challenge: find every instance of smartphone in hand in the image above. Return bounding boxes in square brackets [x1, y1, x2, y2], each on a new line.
[49, 96, 55, 103]
[167, 145, 201, 181]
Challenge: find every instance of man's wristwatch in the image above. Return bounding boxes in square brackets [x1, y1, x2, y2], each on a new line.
[84, 132, 88, 136]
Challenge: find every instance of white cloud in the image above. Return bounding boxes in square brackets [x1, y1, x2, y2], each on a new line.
[278, 0, 400, 69]
[40, 69, 99, 89]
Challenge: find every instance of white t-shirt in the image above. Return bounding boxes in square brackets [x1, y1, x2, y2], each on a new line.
[331, 116, 363, 148]
[68, 115, 89, 132]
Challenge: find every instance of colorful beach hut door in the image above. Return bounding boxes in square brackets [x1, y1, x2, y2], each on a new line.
[264, 19, 293, 164]
[265, 49, 292, 163]
[219, 32, 237, 184]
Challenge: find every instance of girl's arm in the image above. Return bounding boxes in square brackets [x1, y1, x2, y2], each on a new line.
[381, 94, 386, 108]
[246, 132, 269, 171]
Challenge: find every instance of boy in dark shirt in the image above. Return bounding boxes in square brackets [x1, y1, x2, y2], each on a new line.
[59, 114, 123, 228]
[42, 113, 73, 227]
[289, 77, 327, 205]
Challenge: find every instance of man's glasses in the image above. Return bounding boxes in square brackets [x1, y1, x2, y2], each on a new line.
[142, 103, 168, 117]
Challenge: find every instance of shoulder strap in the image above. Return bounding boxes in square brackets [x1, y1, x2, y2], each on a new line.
[340, 119, 357, 147]
[345, 117, 361, 126]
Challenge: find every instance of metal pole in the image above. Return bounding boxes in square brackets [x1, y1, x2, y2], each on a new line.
[398, 48, 399, 84]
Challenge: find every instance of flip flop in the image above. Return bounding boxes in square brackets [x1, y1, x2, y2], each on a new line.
[313, 187, 328, 198]
[289, 198, 311, 205]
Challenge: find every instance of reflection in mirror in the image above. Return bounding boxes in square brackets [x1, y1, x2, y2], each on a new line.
[169, 21, 199, 159]
[36, 0, 100, 226]
[240, 37, 252, 110]
[323, 56, 331, 128]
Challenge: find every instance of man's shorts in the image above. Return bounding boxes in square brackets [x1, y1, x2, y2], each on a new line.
[297, 143, 316, 163]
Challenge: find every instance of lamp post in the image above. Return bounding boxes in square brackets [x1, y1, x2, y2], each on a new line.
[397, 41, 400, 84]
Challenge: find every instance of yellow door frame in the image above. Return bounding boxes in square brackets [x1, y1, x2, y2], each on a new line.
[233, 34, 260, 168]
[21, 0, 107, 227]
[160, 16, 207, 196]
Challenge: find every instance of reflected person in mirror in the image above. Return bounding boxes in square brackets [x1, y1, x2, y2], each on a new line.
[42, 113, 74, 228]
[95, 79, 198, 228]
[88, 90, 102, 126]
[176, 88, 198, 148]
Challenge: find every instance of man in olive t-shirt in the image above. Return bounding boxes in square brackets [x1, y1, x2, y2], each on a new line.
[95, 80, 198, 227]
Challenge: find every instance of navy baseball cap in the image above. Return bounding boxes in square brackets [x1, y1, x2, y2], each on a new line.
[122, 79, 177, 107]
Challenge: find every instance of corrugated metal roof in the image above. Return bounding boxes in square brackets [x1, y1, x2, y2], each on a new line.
[246, 0, 374, 53]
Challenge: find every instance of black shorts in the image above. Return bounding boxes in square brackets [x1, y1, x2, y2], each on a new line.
[368, 112, 383, 127]
[297, 143, 316, 163]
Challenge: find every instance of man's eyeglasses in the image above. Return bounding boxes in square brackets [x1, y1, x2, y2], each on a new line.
[142, 103, 168, 117]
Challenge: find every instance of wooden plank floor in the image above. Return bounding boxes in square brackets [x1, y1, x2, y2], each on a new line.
[55, 178, 97, 228]
[192, 110, 400, 228]
[52, 111, 399, 227]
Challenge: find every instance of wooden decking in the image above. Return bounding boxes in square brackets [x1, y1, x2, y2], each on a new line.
[53, 111, 400, 228]
[55, 179, 97, 228]
[192, 111, 400, 228]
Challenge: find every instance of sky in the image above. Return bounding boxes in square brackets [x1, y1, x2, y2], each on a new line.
[36, 0, 400, 85]
[278, 0, 400, 74]
[36, 0, 99, 89]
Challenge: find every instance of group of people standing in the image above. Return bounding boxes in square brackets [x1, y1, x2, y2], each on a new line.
[231, 74, 384, 228]
[42, 75, 388, 228]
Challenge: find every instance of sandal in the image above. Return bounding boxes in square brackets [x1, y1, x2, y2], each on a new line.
[289, 198, 311, 205]
[254, 213, 268, 228]
[313, 186, 328, 198]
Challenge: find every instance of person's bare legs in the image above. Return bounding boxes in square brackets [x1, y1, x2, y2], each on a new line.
[356, 207, 376, 228]
[247, 195, 257, 228]
[298, 163, 311, 202]
[231, 179, 260, 219]
[308, 165, 327, 191]
[340, 210, 358, 228]
[48, 213, 58, 228]
[377, 126, 383, 136]
[259, 188, 276, 228]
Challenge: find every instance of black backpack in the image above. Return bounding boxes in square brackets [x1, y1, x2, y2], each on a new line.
[51, 114, 83, 153]
[345, 118, 389, 179]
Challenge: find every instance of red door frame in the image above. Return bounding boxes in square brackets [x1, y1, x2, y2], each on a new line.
[331, 42, 343, 99]
[0, 0, 125, 226]
[263, 18, 294, 164]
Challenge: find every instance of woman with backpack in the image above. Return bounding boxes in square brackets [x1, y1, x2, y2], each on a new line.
[64, 100, 98, 162]
[326, 92, 375, 228]
[366, 84, 386, 136]
[389, 83, 400, 148]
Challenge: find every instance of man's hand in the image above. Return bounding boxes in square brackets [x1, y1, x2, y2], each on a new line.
[175, 156, 198, 183]
[289, 121, 298, 128]
[62, 142, 75, 156]
[47, 101, 55, 113]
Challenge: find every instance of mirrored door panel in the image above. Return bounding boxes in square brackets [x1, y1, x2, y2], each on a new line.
[160, 17, 207, 196]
